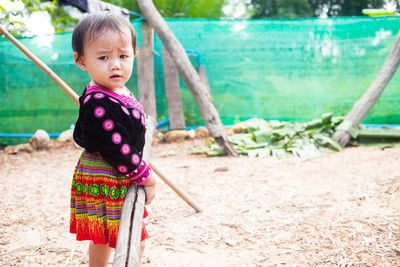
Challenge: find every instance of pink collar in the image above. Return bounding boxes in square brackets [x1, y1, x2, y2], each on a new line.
[86, 85, 144, 113]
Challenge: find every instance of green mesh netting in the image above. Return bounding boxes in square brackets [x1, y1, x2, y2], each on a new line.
[1, 17, 400, 144]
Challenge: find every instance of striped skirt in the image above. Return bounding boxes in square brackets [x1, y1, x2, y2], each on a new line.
[70, 151, 148, 248]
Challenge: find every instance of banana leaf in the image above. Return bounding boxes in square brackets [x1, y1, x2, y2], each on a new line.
[253, 128, 273, 143]
[206, 149, 226, 156]
[271, 148, 288, 158]
[321, 112, 333, 125]
[247, 148, 271, 158]
[196, 114, 358, 159]
[244, 142, 270, 150]
[269, 120, 285, 128]
[228, 134, 255, 146]
[288, 144, 323, 158]
[313, 133, 343, 151]
[331, 116, 344, 125]
[305, 118, 323, 130]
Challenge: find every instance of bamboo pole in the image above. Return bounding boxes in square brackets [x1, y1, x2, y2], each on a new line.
[0, 25, 79, 104]
[0, 25, 201, 212]
[149, 162, 202, 212]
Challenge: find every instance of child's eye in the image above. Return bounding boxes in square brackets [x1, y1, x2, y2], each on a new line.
[120, 55, 128, 59]
[98, 56, 108, 60]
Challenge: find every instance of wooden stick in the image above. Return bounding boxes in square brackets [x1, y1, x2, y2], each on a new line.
[0, 25, 79, 105]
[149, 162, 202, 213]
[0, 25, 202, 212]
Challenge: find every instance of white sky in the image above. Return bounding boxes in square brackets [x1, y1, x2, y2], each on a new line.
[2, 0, 54, 36]
[223, 0, 249, 19]
[385, 1, 398, 11]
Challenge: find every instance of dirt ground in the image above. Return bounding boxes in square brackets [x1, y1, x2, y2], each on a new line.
[0, 139, 399, 266]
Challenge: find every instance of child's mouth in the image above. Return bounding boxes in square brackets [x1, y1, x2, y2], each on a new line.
[110, 75, 122, 79]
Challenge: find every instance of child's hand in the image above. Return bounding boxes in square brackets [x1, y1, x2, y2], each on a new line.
[142, 176, 156, 205]
[143, 184, 156, 205]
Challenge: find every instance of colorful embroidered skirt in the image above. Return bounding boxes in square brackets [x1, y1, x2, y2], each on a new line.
[70, 151, 148, 248]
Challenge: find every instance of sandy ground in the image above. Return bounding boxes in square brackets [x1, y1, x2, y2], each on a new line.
[0, 139, 399, 266]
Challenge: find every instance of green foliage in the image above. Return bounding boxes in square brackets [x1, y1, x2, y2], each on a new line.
[0, 6, 27, 36]
[22, 0, 79, 33]
[249, 0, 314, 18]
[3, 0, 227, 38]
[0, 0, 78, 37]
[195, 113, 345, 158]
[249, 0, 391, 18]
[20, 0, 56, 12]
[309, 0, 387, 17]
[118, 0, 227, 18]
[48, 5, 79, 33]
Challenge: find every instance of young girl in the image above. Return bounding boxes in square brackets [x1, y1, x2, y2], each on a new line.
[69, 12, 156, 266]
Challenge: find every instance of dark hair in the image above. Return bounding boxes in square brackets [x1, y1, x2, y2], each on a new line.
[72, 12, 136, 62]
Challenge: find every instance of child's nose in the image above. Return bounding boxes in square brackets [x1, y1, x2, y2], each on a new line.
[110, 59, 121, 70]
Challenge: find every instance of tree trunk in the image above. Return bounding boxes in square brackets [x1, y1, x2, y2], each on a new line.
[137, 0, 238, 157]
[162, 48, 186, 129]
[137, 21, 157, 126]
[333, 30, 400, 146]
[198, 65, 211, 95]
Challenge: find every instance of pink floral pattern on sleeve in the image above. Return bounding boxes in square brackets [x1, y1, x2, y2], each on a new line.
[132, 109, 141, 119]
[120, 144, 131, 155]
[121, 106, 130, 115]
[94, 93, 105, 99]
[131, 154, 140, 165]
[111, 132, 122, 144]
[83, 95, 92, 104]
[118, 165, 128, 173]
[103, 120, 114, 131]
[94, 106, 105, 118]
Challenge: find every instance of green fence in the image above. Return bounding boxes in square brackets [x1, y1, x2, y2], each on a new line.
[1, 17, 400, 144]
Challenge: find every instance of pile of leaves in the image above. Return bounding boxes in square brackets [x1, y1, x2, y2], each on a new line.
[196, 113, 344, 158]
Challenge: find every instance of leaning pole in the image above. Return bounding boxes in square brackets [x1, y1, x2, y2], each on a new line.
[333, 30, 400, 146]
[137, 0, 238, 157]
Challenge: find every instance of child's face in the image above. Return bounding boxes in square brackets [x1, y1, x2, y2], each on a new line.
[74, 28, 134, 91]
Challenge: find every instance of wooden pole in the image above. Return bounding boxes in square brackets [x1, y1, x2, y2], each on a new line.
[137, 0, 238, 157]
[162, 47, 186, 129]
[114, 117, 154, 267]
[333, 30, 400, 146]
[137, 21, 157, 126]
[198, 65, 211, 95]
[0, 25, 79, 105]
[114, 184, 144, 267]
[0, 25, 201, 212]
[149, 162, 202, 213]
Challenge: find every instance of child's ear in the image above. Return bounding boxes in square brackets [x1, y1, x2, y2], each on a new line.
[73, 52, 87, 71]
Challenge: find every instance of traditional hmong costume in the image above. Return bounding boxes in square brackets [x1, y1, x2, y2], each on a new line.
[70, 85, 152, 248]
